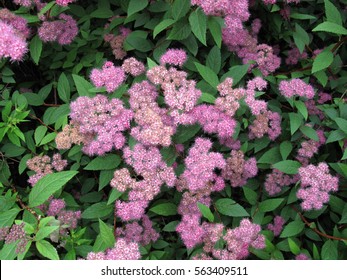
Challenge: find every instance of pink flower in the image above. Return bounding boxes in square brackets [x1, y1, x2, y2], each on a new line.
[279, 79, 315, 99]
[160, 48, 187, 67]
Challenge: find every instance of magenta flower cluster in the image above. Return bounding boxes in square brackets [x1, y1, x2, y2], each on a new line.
[90, 61, 126, 93]
[279, 79, 315, 99]
[297, 162, 339, 211]
[38, 13, 78, 45]
[0, 9, 30, 61]
[69, 94, 133, 156]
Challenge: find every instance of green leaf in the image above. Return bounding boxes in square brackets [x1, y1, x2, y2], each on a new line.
[293, 23, 310, 53]
[312, 50, 334, 73]
[153, 19, 176, 38]
[0, 242, 18, 260]
[197, 202, 214, 222]
[288, 238, 301, 255]
[194, 62, 219, 88]
[93, 219, 115, 251]
[215, 198, 250, 217]
[257, 146, 281, 164]
[326, 130, 346, 144]
[0, 208, 20, 227]
[35, 226, 59, 241]
[30, 36, 42, 65]
[189, 8, 207, 46]
[280, 141, 293, 160]
[222, 64, 249, 86]
[84, 154, 121, 171]
[294, 100, 308, 120]
[57, 73, 70, 103]
[321, 240, 338, 260]
[125, 32, 152, 52]
[313, 22, 347, 35]
[299, 125, 319, 141]
[289, 113, 303, 135]
[82, 202, 113, 219]
[290, 13, 316, 20]
[259, 198, 284, 212]
[208, 17, 222, 48]
[206, 46, 221, 74]
[162, 221, 179, 232]
[280, 220, 305, 238]
[34, 126, 47, 146]
[272, 160, 301, 175]
[149, 203, 177, 216]
[90, 9, 113, 18]
[36, 240, 59, 260]
[167, 20, 191, 41]
[198, 92, 216, 104]
[29, 171, 78, 207]
[243, 187, 258, 206]
[338, 204, 347, 224]
[72, 74, 93, 96]
[324, 0, 342, 26]
[172, 0, 190, 20]
[173, 124, 200, 144]
[128, 0, 148, 16]
[107, 188, 123, 205]
[335, 118, 347, 134]
[38, 1, 56, 16]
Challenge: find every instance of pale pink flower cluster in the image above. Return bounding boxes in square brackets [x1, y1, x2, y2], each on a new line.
[86, 238, 140, 260]
[176, 214, 205, 248]
[222, 150, 258, 187]
[265, 169, 297, 196]
[128, 81, 176, 146]
[26, 154, 67, 186]
[279, 79, 315, 99]
[55, 121, 86, 150]
[212, 219, 265, 260]
[90, 61, 125, 93]
[56, 0, 76, 6]
[147, 62, 201, 125]
[69, 95, 133, 156]
[38, 13, 78, 45]
[297, 162, 339, 210]
[13, 0, 47, 9]
[13, 0, 32, 6]
[160, 48, 187, 67]
[114, 144, 176, 221]
[116, 215, 159, 245]
[122, 57, 145, 76]
[248, 110, 281, 140]
[295, 253, 310, 260]
[182, 138, 226, 192]
[191, 0, 249, 19]
[267, 216, 285, 236]
[0, 9, 30, 61]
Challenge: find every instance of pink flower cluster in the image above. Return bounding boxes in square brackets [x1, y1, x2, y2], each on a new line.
[286, 47, 308, 65]
[90, 61, 125, 93]
[211, 219, 265, 260]
[297, 162, 339, 210]
[265, 169, 297, 196]
[267, 216, 285, 236]
[279, 79, 315, 99]
[113, 144, 176, 221]
[160, 48, 187, 67]
[38, 14, 78, 45]
[56, 0, 76, 6]
[248, 110, 282, 140]
[116, 215, 159, 245]
[69, 95, 133, 156]
[222, 150, 258, 187]
[104, 26, 131, 60]
[26, 154, 68, 186]
[0, 223, 28, 254]
[86, 238, 140, 260]
[0, 9, 30, 61]
[182, 138, 225, 192]
[122, 57, 146, 76]
[296, 129, 326, 165]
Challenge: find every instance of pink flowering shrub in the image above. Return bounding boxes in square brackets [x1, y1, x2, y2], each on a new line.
[0, 0, 346, 262]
